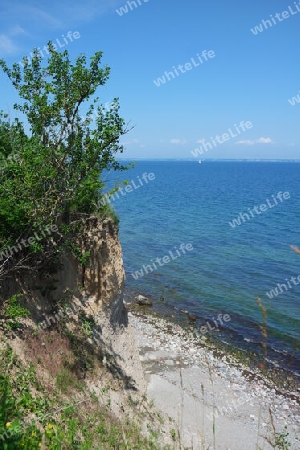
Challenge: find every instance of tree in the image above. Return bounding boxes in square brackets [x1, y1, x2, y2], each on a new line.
[0, 43, 130, 280]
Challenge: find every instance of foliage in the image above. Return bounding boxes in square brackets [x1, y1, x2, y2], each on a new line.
[0, 43, 130, 280]
[56, 367, 80, 394]
[68, 243, 91, 268]
[3, 294, 30, 330]
[0, 347, 161, 449]
[0, 367, 45, 450]
[4, 294, 30, 319]
[80, 316, 94, 338]
[273, 427, 291, 450]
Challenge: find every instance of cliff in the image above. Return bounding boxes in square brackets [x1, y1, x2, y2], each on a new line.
[0, 216, 145, 390]
[0, 217, 172, 449]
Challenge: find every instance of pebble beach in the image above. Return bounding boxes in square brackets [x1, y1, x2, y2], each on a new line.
[128, 310, 300, 450]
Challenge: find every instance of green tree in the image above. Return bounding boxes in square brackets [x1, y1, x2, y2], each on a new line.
[0, 44, 130, 280]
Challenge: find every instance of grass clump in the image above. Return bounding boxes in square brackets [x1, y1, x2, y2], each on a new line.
[3, 294, 30, 330]
[0, 337, 165, 450]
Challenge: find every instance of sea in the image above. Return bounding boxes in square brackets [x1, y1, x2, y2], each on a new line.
[107, 160, 300, 375]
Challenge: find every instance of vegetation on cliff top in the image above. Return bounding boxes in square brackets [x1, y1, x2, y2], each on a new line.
[0, 44, 129, 280]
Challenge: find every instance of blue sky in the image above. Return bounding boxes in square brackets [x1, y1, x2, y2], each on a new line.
[0, 0, 299, 159]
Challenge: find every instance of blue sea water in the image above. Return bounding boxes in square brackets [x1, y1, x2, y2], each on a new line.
[110, 161, 300, 373]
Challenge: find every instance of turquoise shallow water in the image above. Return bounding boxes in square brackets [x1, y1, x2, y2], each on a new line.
[109, 161, 300, 373]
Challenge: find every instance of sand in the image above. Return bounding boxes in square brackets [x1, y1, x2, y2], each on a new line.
[129, 311, 300, 450]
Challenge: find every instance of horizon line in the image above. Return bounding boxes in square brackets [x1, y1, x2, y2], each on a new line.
[117, 158, 300, 162]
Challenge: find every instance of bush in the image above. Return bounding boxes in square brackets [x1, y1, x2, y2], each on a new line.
[0, 44, 130, 280]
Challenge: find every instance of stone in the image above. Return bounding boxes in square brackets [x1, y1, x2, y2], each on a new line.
[135, 295, 153, 307]
[165, 360, 174, 366]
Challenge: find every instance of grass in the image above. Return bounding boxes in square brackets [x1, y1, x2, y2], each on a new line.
[3, 294, 30, 330]
[267, 411, 291, 450]
[256, 300, 293, 450]
[0, 313, 169, 450]
[0, 347, 164, 449]
[56, 367, 81, 394]
[1, 287, 298, 449]
[79, 315, 95, 338]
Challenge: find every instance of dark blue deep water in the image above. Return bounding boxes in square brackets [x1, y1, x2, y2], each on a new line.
[110, 161, 300, 373]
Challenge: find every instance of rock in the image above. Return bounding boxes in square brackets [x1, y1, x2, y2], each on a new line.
[188, 314, 197, 322]
[165, 360, 174, 366]
[135, 295, 153, 307]
[232, 368, 242, 377]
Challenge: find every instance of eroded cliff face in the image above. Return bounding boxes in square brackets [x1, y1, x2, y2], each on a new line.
[0, 218, 124, 320]
[76, 217, 127, 326]
[0, 217, 145, 392]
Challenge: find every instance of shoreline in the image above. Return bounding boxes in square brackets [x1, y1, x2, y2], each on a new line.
[124, 288, 300, 382]
[127, 306, 300, 449]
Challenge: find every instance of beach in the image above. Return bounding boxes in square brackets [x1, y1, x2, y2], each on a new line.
[128, 309, 300, 449]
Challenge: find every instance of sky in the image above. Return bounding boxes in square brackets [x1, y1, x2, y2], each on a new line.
[0, 0, 299, 160]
